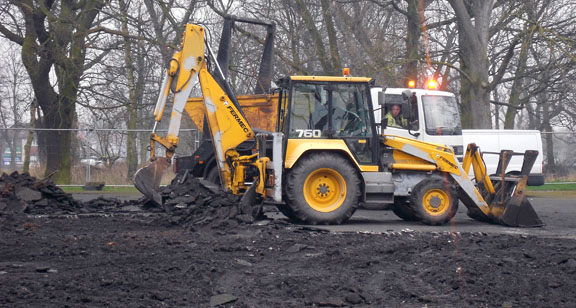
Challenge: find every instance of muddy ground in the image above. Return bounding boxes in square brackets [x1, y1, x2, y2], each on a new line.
[1, 173, 576, 307]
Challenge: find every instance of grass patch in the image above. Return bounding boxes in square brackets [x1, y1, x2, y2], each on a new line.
[527, 183, 576, 191]
[527, 190, 576, 198]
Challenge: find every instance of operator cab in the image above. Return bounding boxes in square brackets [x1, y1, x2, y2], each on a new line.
[276, 76, 379, 165]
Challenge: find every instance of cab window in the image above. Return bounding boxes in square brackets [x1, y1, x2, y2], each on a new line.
[288, 82, 371, 138]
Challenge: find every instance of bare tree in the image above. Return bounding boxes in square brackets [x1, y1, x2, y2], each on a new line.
[446, 0, 495, 128]
[0, 44, 32, 171]
[0, 0, 106, 183]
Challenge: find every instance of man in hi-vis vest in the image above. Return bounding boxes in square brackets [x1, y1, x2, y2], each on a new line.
[385, 104, 407, 128]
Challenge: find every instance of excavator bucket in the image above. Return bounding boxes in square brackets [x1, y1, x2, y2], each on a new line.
[466, 149, 544, 227]
[133, 157, 171, 206]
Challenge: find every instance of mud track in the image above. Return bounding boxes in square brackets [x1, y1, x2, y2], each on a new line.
[1, 172, 576, 307]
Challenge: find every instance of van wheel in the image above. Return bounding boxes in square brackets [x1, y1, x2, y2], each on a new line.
[392, 197, 418, 221]
[285, 153, 360, 225]
[408, 175, 458, 225]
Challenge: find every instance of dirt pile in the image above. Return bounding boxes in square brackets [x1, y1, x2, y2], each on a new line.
[0, 171, 80, 215]
[0, 171, 263, 230]
[158, 173, 263, 228]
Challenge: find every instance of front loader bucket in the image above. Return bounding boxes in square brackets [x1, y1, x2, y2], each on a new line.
[460, 147, 544, 227]
[463, 176, 543, 227]
[494, 194, 543, 227]
[487, 150, 543, 227]
[133, 157, 171, 206]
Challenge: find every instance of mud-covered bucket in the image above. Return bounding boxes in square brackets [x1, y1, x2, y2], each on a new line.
[133, 157, 171, 206]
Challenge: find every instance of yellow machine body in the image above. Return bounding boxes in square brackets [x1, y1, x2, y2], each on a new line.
[135, 21, 542, 228]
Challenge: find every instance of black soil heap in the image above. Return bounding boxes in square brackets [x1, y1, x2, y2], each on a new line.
[159, 173, 263, 228]
[0, 171, 80, 215]
[0, 171, 263, 229]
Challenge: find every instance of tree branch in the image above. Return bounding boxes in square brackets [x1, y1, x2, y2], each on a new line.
[490, 100, 524, 109]
[0, 22, 24, 45]
[488, 36, 520, 91]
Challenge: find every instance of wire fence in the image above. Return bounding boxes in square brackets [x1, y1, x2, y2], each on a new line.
[0, 127, 574, 184]
[0, 127, 202, 185]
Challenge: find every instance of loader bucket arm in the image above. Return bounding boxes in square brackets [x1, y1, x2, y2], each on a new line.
[383, 136, 543, 227]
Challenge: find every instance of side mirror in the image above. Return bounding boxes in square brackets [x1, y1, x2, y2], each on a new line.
[401, 90, 413, 119]
[378, 91, 385, 106]
[401, 89, 412, 99]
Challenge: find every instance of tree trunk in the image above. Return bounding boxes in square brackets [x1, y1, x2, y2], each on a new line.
[525, 102, 539, 130]
[40, 99, 75, 183]
[119, 0, 139, 179]
[459, 70, 492, 128]
[504, 20, 535, 128]
[0, 142, 4, 172]
[542, 99, 556, 172]
[492, 90, 501, 129]
[404, 0, 421, 85]
[448, 0, 494, 128]
[320, 0, 341, 75]
[140, 131, 149, 166]
[295, 0, 334, 74]
[9, 137, 17, 171]
[23, 103, 37, 173]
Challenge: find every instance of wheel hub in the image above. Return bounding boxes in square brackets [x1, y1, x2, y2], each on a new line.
[303, 168, 347, 212]
[317, 183, 330, 196]
[429, 195, 442, 208]
[423, 189, 449, 216]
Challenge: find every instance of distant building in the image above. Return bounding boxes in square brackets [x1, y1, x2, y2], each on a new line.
[0, 125, 39, 170]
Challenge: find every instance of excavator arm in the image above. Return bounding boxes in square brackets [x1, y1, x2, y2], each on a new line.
[134, 24, 265, 204]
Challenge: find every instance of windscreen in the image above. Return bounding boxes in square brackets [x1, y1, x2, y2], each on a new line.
[422, 95, 462, 135]
[288, 82, 372, 138]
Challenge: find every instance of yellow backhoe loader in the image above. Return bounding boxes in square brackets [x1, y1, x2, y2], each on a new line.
[134, 20, 543, 227]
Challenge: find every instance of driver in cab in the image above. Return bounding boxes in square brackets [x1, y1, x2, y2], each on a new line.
[385, 104, 407, 128]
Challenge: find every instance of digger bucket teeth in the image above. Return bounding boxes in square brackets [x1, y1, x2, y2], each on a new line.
[133, 157, 171, 206]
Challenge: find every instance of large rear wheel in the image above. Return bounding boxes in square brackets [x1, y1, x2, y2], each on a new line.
[285, 152, 360, 224]
[408, 175, 458, 225]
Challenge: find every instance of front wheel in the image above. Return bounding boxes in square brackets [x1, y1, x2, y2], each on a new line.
[408, 175, 459, 225]
[285, 152, 360, 225]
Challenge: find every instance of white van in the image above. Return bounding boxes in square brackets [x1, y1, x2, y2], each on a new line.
[462, 129, 545, 186]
